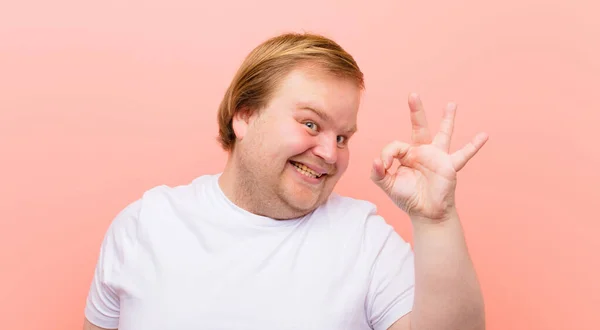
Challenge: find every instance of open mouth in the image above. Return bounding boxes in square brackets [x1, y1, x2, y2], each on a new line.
[289, 161, 325, 179]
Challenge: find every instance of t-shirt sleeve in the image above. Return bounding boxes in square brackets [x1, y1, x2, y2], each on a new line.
[364, 213, 415, 330]
[84, 200, 141, 329]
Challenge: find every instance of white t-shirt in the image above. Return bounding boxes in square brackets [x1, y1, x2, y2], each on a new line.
[85, 173, 415, 330]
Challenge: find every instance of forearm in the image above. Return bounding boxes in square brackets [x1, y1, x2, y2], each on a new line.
[409, 209, 485, 330]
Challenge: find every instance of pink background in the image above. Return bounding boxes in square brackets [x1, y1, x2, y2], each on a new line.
[1, 0, 599, 329]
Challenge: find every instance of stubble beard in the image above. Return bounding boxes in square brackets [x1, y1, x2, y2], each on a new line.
[235, 152, 323, 220]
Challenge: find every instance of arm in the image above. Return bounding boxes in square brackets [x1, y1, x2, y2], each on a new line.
[371, 93, 487, 330]
[388, 211, 485, 330]
[83, 200, 141, 330]
[83, 318, 116, 330]
[409, 211, 485, 330]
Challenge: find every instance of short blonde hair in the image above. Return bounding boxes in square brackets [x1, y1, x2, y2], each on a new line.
[216, 32, 364, 151]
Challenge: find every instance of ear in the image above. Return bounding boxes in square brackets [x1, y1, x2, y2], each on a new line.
[231, 107, 255, 141]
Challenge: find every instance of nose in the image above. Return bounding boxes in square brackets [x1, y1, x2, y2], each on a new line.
[313, 134, 338, 164]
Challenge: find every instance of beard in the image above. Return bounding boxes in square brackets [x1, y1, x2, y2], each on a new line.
[233, 148, 325, 220]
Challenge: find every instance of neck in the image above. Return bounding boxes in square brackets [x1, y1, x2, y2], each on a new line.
[218, 155, 252, 211]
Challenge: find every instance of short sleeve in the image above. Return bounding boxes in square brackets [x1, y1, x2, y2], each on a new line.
[84, 200, 141, 329]
[365, 214, 415, 330]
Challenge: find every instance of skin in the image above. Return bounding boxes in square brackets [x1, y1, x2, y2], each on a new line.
[374, 95, 488, 330]
[83, 320, 108, 330]
[218, 65, 360, 220]
[84, 66, 487, 330]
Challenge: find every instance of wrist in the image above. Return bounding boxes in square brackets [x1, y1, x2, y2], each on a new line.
[410, 207, 459, 226]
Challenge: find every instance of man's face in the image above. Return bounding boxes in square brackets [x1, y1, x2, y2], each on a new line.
[232, 66, 361, 217]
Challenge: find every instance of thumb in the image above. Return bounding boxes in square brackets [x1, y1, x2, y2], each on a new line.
[370, 158, 391, 191]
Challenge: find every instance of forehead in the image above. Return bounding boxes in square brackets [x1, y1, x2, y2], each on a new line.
[272, 67, 361, 121]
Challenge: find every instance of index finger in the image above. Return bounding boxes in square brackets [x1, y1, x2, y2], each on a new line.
[408, 93, 432, 144]
[380, 140, 411, 170]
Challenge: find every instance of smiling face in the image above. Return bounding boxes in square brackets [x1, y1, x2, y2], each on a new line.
[229, 65, 361, 219]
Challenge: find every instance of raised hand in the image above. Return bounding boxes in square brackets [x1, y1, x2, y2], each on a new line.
[370, 93, 488, 222]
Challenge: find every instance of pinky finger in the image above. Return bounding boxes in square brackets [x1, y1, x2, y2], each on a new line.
[451, 132, 489, 171]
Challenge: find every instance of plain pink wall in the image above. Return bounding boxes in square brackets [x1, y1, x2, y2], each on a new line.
[1, 0, 599, 329]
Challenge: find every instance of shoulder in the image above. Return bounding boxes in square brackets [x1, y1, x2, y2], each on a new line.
[319, 192, 379, 219]
[128, 173, 218, 220]
[139, 174, 215, 205]
[318, 192, 388, 229]
[313, 193, 402, 245]
[105, 174, 217, 244]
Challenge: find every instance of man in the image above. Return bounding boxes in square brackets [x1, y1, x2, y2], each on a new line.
[84, 32, 487, 330]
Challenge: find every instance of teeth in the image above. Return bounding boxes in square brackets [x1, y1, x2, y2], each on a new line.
[291, 161, 322, 178]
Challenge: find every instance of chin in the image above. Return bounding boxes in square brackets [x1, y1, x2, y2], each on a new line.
[284, 191, 327, 214]
[278, 167, 333, 214]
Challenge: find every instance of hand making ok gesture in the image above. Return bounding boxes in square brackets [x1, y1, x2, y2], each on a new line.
[370, 93, 488, 223]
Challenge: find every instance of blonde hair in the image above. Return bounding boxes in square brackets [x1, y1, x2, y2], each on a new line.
[216, 32, 364, 151]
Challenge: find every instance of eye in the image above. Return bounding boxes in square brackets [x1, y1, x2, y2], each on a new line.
[337, 135, 347, 147]
[304, 121, 318, 131]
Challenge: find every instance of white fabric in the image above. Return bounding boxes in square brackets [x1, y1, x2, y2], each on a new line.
[85, 173, 415, 330]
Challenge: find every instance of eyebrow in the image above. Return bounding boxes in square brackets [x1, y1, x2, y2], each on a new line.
[299, 105, 358, 134]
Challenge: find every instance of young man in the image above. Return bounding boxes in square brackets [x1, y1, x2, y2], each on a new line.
[84, 32, 487, 330]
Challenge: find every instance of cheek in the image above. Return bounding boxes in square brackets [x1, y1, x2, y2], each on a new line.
[275, 125, 314, 156]
[336, 150, 350, 173]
